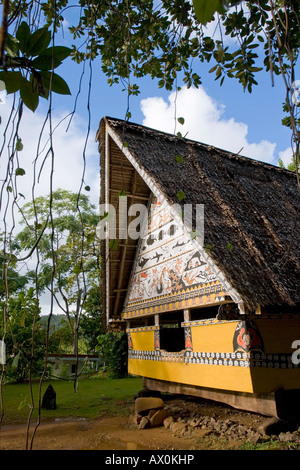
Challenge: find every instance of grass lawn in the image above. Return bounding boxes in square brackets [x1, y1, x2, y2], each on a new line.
[1, 375, 143, 424]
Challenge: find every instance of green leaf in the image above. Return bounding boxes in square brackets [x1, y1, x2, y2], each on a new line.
[5, 34, 19, 57]
[203, 37, 215, 52]
[227, 242, 233, 251]
[177, 117, 185, 125]
[31, 46, 72, 70]
[215, 66, 222, 79]
[190, 230, 197, 240]
[12, 351, 21, 369]
[45, 46, 72, 62]
[177, 190, 186, 202]
[16, 21, 30, 54]
[100, 211, 109, 221]
[16, 22, 31, 54]
[25, 27, 52, 57]
[20, 79, 39, 111]
[50, 74, 71, 95]
[18, 396, 30, 411]
[209, 64, 218, 73]
[16, 138, 23, 151]
[175, 155, 184, 164]
[118, 189, 127, 197]
[193, 0, 228, 25]
[109, 239, 118, 250]
[248, 67, 263, 73]
[20, 313, 26, 328]
[39, 71, 71, 95]
[31, 55, 57, 71]
[16, 167, 25, 176]
[0, 71, 24, 94]
[73, 265, 82, 275]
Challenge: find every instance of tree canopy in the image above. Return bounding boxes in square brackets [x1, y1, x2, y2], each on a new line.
[15, 190, 100, 354]
[0, 1, 299, 165]
[0, 190, 100, 386]
[0, 287, 44, 383]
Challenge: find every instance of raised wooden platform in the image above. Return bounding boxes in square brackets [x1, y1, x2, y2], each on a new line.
[143, 377, 300, 420]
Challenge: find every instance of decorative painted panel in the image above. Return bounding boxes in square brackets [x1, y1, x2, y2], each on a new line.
[127, 332, 133, 350]
[184, 327, 193, 351]
[128, 349, 299, 369]
[122, 197, 228, 318]
[233, 320, 264, 353]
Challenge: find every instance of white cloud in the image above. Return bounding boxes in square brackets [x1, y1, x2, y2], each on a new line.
[0, 97, 100, 217]
[140, 86, 277, 164]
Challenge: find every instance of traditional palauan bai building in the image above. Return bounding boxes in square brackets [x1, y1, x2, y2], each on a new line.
[96, 116, 300, 419]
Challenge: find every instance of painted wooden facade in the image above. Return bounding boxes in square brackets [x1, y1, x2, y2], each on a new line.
[123, 196, 228, 319]
[97, 117, 300, 419]
[125, 196, 300, 418]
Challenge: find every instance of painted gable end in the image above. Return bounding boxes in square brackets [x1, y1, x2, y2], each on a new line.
[122, 195, 230, 319]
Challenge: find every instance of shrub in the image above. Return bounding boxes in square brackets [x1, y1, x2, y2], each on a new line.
[97, 332, 128, 378]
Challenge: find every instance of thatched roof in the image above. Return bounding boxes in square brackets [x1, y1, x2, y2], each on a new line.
[97, 116, 300, 321]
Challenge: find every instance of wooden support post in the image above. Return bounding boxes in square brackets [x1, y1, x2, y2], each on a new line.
[183, 309, 191, 322]
[105, 128, 111, 327]
[113, 170, 138, 317]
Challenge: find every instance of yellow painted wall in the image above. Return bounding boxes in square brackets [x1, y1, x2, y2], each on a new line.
[128, 317, 300, 394]
[191, 321, 238, 352]
[130, 330, 154, 351]
[128, 358, 300, 394]
[128, 358, 254, 393]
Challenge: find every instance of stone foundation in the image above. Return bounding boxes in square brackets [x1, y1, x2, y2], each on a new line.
[143, 377, 300, 420]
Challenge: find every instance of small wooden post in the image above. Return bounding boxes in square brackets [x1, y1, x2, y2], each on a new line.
[183, 309, 191, 323]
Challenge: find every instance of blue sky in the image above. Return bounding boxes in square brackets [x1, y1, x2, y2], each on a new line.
[57, 44, 291, 151]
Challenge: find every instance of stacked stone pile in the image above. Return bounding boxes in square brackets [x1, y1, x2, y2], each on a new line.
[131, 394, 300, 446]
[163, 407, 300, 444]
[133, 397, 169, 429]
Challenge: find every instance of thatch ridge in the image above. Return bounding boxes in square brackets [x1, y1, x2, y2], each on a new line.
[104, 115, 296, 176]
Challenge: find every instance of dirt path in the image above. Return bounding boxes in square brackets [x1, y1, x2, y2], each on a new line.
[1, 396, 299, 451]
[0, 416, 203, 451]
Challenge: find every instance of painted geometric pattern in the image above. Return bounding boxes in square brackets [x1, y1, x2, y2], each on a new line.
[126, 326, 159, 332]
[122, 197, 228, 318]
[123, 284, 228, 318]
[128, 349, 300, 369]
